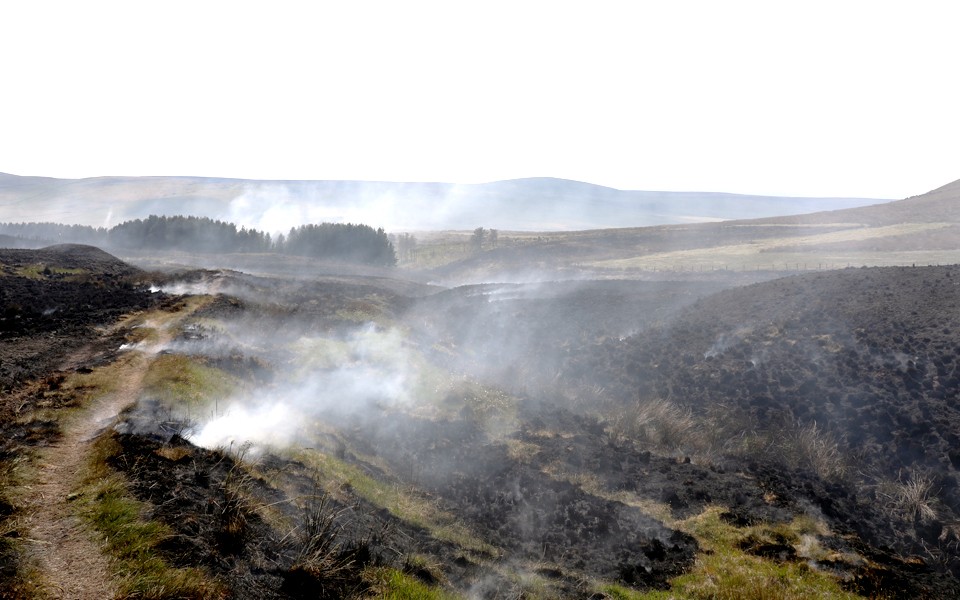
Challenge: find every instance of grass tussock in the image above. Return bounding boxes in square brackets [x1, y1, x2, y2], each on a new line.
[0, 455, 46, 600]
[283, 488, 388, 598]
[293, 492, 357, 574]
[609, 397, 712, 458]
[875, 470, 939, 523]
[212, 466, 253, 554]
[78, 433, 225, 600]
[776, 421, 848, 481]
[0, 513, 48, 600]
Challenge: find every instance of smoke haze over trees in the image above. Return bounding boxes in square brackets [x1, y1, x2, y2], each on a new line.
[0, 216, 396, 266]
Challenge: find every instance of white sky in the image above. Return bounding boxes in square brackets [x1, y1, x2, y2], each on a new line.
[1, 1, 958, 199]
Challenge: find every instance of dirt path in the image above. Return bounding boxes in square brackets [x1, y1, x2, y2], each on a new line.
[20, 313, 183, 599]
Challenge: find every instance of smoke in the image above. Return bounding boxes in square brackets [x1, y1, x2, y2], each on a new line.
[225, 183, 419, 234]
[150, 275, 264, 302]
[185, 321, 419, 451]
[227, 184, 342, 235]
[703, 327, 753, 359]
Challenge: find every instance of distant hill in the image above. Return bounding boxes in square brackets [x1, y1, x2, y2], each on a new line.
[0, 172, 887, 232]
[415, 176, 960, 284]
[748, 177, 960, 226]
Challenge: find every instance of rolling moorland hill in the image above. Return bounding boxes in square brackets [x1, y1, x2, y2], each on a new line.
[0, 172, 886, 232]
[749, 178, 960, 226]
[418, 176, 960, 284]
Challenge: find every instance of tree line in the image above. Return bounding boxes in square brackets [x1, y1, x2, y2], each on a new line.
[0, 216, 397, 267]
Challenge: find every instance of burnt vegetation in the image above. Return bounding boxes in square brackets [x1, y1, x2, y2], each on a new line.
[3, 198, 960, 598]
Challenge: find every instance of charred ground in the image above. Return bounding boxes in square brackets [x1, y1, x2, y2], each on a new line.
[0, 244, 157, 390]
[566, 267, 960, 571]
[2, 242, 960, 599]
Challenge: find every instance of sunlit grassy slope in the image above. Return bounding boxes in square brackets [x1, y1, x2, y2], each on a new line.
[400, 180, 960, 279]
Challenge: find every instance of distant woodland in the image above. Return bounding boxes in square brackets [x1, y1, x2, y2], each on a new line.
[0, 216, 397, 266]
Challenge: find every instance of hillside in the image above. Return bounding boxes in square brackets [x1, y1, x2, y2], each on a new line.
[2, 244, 960, 597]
[414, 177, 960, 284]
[749, 178, 960, 226]
[0, 172, 885, 232]
[582, 266, 960, 587]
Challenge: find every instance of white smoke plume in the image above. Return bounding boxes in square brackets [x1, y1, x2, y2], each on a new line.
[187, 324, 417, 450]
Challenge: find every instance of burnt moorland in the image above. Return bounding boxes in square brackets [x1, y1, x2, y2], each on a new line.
[2, 181, 960, 599]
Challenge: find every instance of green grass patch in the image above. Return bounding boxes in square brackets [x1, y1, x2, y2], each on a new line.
[597, 506, 863, 600]
[289, 336, 355, 372]
[365, 567, 461, 599]
[142, 354, 239, 414]
[600, 583, 650, 600]
[14, 263, 87, 280]
[77, 434, 225, 599]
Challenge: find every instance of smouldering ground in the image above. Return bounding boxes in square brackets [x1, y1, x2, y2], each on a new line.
[4, 244, 960, 598]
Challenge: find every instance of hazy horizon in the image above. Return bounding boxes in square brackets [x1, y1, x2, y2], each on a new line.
[0, 173, 895, 233]
[2, 2, 957, 200]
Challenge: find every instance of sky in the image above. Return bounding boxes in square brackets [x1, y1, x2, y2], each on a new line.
[1, 1, 958, 199]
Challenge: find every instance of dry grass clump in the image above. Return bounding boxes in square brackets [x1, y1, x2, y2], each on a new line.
[505, 439, 541, 464]
[776, 421, 848, 481]
[208, 443, 259, 554]
[608, 400, 853, 484]
[283, 487, 392, 599]
[608, 397, 711, 458]
[0, 462, 47, 600]
[875, 470, 939, 523]
[290, 492, 361, 582]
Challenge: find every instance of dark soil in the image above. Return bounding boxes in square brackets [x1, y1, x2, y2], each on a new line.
[0, 245, 159, 391]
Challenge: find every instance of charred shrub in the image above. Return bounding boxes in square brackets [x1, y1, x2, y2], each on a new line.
[211, 449, 256, 554]
[281, 490, 379, 599]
